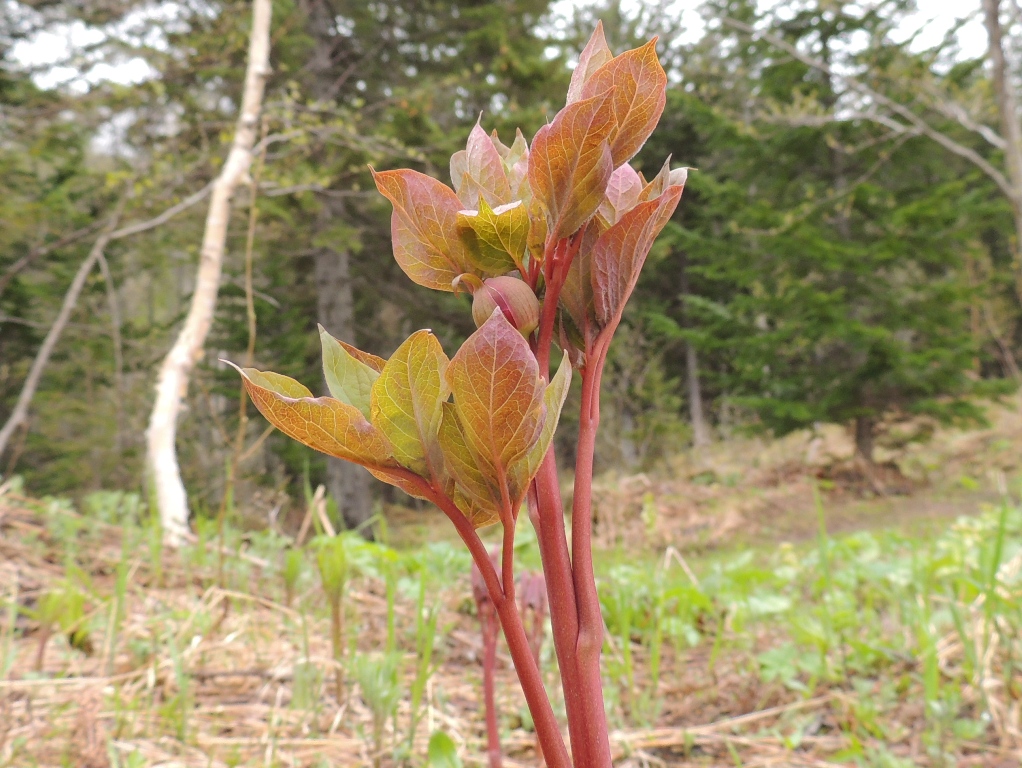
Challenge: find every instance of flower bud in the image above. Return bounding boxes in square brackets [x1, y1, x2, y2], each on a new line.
[471, 276, 540, 336]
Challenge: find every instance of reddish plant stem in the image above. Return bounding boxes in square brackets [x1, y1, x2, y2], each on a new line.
[532, 451, 587, 764]
[535, 238, 565, 373]
[571, 334, 613, 768]
[475, 555, 503, 768]
[423, 482, 571, 768]
[531, 233, 596, 766]
[482, 609, 501, 768]
[501, 517, 516, 616]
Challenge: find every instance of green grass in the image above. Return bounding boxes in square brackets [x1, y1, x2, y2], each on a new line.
[592, 494, 1022, 763]
[2, 477, 1020, 766]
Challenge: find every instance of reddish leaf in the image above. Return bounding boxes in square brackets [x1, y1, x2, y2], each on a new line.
[566, 21, 614, 104]
[560, 223, 600, 342]
[450, 121, 511, 209]
[367, 466, 431, 501]
[334, 339, 385, 373]
[592, 184, 683, 329]
[580, 39, 667, 166]
[529, 94, 615, 241]
[445, 310, 545, 509]
[372, 168, 478, 292]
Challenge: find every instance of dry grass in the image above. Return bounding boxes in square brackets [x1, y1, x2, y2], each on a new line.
[2, 462, 1021, 766]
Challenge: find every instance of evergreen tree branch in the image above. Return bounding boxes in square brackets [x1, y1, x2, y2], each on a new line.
[722, 17, 1018, 205]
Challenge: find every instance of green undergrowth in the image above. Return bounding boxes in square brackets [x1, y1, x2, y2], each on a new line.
[2, 475, 1020, 766]
[592, 487, 1022, 765]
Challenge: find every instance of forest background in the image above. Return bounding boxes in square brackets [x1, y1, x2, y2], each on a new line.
[2, 0, 1021, 534]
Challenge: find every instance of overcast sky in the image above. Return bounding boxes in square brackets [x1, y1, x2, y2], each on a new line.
[11, 0, 989, 93]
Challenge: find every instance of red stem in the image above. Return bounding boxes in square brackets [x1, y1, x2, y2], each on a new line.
[532, 451, 587, 764]
[422, 481, 571, 768]
[535, 239, 564, 374]
[482, 608, 502, 768]
[570, 335, 613, 767]
[530, 233, 596, 765]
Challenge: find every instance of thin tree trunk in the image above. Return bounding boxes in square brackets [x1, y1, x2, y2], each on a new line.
[983, 0, 1022, 301]
[315, 238, 374, 531]
[679, 253, 710, 447]
[0, 201, 127, 461]
[685, 341, 710, 448]
[854, 414, 874, 464]
[303, 0, 374, 533]
[96, 251, 124, 455]
[145, 0, 273, 545]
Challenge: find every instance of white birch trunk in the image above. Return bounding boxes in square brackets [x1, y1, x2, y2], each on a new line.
[145, 0, 273, 545]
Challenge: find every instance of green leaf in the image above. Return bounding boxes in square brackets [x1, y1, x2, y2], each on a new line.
[427, 731, 462, 768]
[457, 198, 529, 275]
[370, 330, 449, 479]
[579, 39, 668, 166]
[445, 310, 545, 508]
[320, 325, 380, 419]
[528, 94, 615, 241]
[592, 184, 683, 330]
[230, 363, 394, 469]
[372, 168, 478, 292]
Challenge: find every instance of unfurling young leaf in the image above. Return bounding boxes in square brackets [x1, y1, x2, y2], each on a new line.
[639, 158, 689, 202]
[599, 164, 644, 226]
[372, 168, 479, 292]
[456, 198, 529, 275]
[450, 121, 512, 209]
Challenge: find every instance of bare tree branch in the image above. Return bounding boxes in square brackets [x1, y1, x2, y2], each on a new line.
[722, 17, 1019, 204]
[924, 97, 1006, 150]
[0, 223, 101, 298]
[109, 182, 214, 240]
[0, 196, 128, 461]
